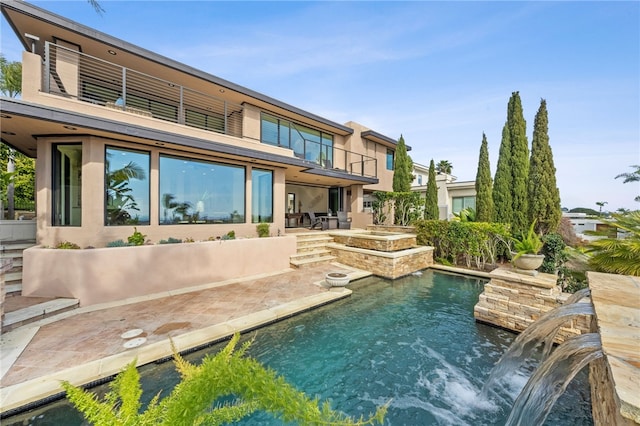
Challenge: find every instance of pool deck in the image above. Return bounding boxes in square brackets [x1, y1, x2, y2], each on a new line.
[0, 262, 372, 415]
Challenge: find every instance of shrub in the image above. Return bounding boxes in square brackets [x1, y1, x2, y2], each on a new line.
[127, 227, 146, 246]
[159, 237, 182, 244]
[257, 223, 270, 238]
[414, 219, 510, 269]
[55, 241, 80, 249]
[106, 239, 130, 248]
[540, 233, 568, 273]
[184, 237, 195, 243]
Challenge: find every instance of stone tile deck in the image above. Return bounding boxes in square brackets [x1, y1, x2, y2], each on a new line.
[0, 263, 370, 414]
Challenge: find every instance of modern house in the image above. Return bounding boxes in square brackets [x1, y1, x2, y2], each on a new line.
[0, 0, 401, 249]
[411, 162, 476, 220]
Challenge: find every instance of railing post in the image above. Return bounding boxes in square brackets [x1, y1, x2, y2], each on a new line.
[224, 101, 228, 135]
[178, 86, 184, 124]
[121, 67, 127, 106]
[44, 42, 50, 94]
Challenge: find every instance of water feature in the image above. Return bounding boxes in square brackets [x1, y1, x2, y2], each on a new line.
[3, 271, 593, 425]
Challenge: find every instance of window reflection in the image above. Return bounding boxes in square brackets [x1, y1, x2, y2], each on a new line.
[159, 155, 245, 224]
[105, 146, 150, 226]
[252, 169, 273, 223]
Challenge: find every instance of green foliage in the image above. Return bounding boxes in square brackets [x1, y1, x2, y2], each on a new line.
[372, 191, 392, 225]
[540, 233, 568, 273]
[528, 99, 561, 234]
[159, 237, 182, 244]
[221, 230, 236, 240]
[558, 267, 589, 293]
[453, 207, 476, 222]
[414, 219, 511, 269]
[568, 207, 600, 216]
[392, 135, 413, 192]
[512, 220, 543, 258]
[127, 227, 146, 246]
[257, 223, 270, 238]
[0, 54, 22, 97]
[507, 92, 530, 235]
[1, 143, 35, 210]
[106, 239, 131, 248]
[435, 160, 452, 174]
[493, 123, 512, 225]
[586, 211, 640, 276]
[393, 192, 422, 226]
[615, 165, 640, 202]
[56, 241, 81, 249]
[61, 334, 387, 426]
[184, 237, 195, 243]
[475, 133, 494, 222]
[424, 159, 439, 220]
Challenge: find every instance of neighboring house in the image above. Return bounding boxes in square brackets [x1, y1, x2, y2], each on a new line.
[411, 163, 476, 220]
[563, 212, 613, 241]
[0, 1, 402, 248]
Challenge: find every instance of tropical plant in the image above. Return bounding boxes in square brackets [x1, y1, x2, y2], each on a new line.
[453, 207, 477, 222]
[595, 201, 608, 216]
[61, 334, 386, 426]
[615, 165, 640, 202]
[512, 220, 543, 259]
[586, 211, 640, 276]
[424, 159, 438, 220]
[106, 158, 146, 225]
[435, 160, 452, 175]
[475, 133, 494, 222]
[528, 99, 561, 234]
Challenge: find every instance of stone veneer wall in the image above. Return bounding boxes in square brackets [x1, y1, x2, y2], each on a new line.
[327, 243, 433, 279]
[589, 353, 637, 425]
[366, 225, 416, 234]
[330, 232, 417, 252]
[473, 267, 590, 342]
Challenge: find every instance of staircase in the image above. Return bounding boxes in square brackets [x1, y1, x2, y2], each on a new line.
[290, 233, 336, 268]
[1, 240, 79, 333]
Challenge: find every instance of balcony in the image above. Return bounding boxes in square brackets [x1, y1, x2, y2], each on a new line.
[42, 42, 377, 179]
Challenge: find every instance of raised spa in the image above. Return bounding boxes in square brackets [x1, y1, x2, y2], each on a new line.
[330, 230, 416, 252]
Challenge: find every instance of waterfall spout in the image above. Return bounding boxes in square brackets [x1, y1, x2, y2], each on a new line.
[482, 301, 594, 398]
[505, 333, 603, 426]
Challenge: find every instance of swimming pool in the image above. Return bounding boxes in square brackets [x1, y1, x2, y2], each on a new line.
[5, 271, 593, 425]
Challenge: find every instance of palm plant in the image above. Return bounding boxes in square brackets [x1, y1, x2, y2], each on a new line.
[435, 160, 453, 175]
[586, 211, 640, 276]
[615, 165, 640, 202]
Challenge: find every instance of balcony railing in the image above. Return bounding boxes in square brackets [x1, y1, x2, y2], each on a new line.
[42, 42, 377, 179]
[43, 42, 243, 138]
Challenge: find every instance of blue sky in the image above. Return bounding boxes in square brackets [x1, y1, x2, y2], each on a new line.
[2, 1, 639, 211]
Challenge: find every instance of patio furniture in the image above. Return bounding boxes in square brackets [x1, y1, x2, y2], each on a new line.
[337, 211, 352, 229]
[308, 212, 327, 230]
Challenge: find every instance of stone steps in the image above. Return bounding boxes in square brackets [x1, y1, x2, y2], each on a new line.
[1, 240, 35, 288]
[290, 255, 336, 269]
[290, 233, 336, 269]
[2, 298, 79, 332]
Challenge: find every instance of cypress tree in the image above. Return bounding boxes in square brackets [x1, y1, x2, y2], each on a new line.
[475, 133, 493, 222]
[392, 135, 412, 192]
[508, 92, 530, 234]
[528, 99, 561, 234]
[424, 159, 439, 219]
[493, 123, 512, 225]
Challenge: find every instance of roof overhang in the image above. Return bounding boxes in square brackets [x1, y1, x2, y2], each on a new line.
[361, 130, 410, 151]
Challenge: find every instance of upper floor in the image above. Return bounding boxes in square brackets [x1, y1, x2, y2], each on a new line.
[0, 0, 401, 191]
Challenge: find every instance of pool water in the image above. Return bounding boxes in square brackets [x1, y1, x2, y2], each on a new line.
[5, 271, 593, 425]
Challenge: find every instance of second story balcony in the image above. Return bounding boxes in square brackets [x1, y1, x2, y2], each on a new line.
[39, 42, 377, 179]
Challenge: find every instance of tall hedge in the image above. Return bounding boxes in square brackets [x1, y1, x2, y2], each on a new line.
[475, 133, 493, 222]
[507, 92, 530, 234]
[528, 99, 561, 234]
[392, 135, 413, 192]
[424, 159, 439, 219]
[493, 124, 512, 225]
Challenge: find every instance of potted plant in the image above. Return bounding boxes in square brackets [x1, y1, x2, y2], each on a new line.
[511, 221, 545, 272]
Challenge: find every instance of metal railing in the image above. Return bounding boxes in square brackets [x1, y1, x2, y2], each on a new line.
[44, 42, 243, 138]
[43, 42, 377, 179]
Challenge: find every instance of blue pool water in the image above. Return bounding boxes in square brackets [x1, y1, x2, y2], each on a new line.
[6, 271, 593, 425]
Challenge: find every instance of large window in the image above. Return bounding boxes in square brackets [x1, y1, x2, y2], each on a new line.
[452, 196, 476, 214]
[105, 146, 150, 226]
[159, 155, 245, 224]
[260, 113, 333, 167]
[252, 169, 273, 223]
[52, 144, 82, 226]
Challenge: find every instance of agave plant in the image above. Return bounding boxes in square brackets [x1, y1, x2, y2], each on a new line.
[586, 211, 640, 276]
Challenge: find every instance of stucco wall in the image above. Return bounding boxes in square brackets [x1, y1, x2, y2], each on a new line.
[22, 235, 296, 306]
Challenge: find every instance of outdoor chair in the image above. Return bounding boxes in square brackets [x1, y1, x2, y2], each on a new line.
[337, 211, 352, 229]
[308, 212, 327, 230]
